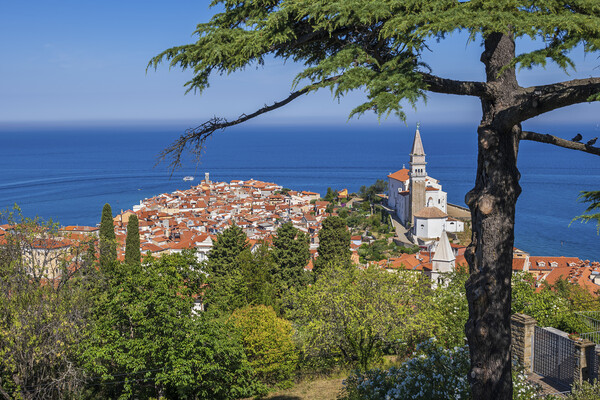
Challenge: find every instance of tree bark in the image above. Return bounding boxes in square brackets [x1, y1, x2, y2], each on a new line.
[465, 32, 522, 400]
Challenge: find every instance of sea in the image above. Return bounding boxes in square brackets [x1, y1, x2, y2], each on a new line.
[1, 121, 599, 261]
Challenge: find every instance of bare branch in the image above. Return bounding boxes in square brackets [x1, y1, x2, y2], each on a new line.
[520, 130, 600, 156]
[520, 77, 600, 121]
[421, 73, 487, 97]
[158, 76, 340, 172]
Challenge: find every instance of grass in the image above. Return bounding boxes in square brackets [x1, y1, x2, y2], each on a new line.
[260, 376, 345, 400]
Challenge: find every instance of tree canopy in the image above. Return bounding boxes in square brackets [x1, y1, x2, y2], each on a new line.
[150, 2, 600, 398]
[314, 216, 352, 273]
[272, 222, 311, 289]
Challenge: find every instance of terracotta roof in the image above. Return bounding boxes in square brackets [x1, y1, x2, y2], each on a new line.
[413, 207, 448, 219]
[387, 169, 410, 182]
[512, 258, 527, 271]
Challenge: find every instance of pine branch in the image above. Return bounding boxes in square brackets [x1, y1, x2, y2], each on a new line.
[519, 77, 600, 121]
[420, 73, 487, 97]
[520, 130, 600, 156]
[157, 76, 341, 172]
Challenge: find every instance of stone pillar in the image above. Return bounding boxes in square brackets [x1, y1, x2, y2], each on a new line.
[595, 347, 600, 382]
[511, 313, 536, 373]
[574, 339, 596, 384]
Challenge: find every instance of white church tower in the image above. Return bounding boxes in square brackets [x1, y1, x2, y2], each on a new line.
[431, 230, 456, 288]
[409, 124, 427, 226]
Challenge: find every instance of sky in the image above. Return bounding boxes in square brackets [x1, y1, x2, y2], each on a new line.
[1, 1, 599, 128]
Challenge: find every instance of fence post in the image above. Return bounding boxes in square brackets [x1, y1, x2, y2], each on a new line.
[511, 313, 537, 373]
[574, 339, 596, 384]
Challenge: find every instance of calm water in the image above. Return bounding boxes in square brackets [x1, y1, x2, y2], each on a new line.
[0, 121, 598, 260]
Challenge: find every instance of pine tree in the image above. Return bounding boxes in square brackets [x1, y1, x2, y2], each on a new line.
[151, 3, 600, 397]
[99, 203, 117, 268]
[272, 222, 310, 290]
[314, 216, 351, 274]
[125, 214, 141, 265]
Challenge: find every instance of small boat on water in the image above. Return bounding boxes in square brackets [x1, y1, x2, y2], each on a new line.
[183, 176, 194, 182]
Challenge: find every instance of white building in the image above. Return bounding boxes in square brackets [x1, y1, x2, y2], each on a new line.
[387, 126, 463, 240]
[430, 230, 456, 288]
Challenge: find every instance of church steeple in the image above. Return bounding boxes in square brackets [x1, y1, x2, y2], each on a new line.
[409, 124, 426, 180]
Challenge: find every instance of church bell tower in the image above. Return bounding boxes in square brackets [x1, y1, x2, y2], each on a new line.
[409, 124, 427, 226]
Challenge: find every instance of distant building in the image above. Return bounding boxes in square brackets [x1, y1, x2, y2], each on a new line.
[387, 126, 463, 240]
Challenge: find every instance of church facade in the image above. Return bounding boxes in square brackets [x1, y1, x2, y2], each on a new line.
[387, 127, 463, 240]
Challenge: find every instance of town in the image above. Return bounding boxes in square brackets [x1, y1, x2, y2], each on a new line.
[4, 127, 597, 298]
[2, 127, 600, 399]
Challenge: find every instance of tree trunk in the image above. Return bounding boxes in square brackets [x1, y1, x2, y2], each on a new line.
[465, 32, 522, 400]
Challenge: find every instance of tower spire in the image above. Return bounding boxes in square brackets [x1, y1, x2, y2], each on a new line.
[410, 123, 426, 157]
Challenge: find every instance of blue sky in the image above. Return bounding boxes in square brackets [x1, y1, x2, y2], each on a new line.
[1, 1, 598, 127]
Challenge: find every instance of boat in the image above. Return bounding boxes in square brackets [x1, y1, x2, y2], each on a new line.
[183, 176, 194, 182]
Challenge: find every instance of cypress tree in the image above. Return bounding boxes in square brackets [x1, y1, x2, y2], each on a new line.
[207, 225, 249, 277]
[99, 203, 117, 268]
[272, 222, 310, 290]
[125, 214, 141, 265]
[314, 216, 352, 274]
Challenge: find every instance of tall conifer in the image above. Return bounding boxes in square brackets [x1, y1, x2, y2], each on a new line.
[125, 214, 141, 265]
[314, 216, 351, 274]
[99, 203, 117, 268]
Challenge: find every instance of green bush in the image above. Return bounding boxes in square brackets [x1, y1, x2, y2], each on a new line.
[230, 305, 298, 387]
[566, 380, 600, 400]
[340, 339, 545, 400]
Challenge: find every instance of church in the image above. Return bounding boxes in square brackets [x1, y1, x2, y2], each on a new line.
[387, 126, 464, 241]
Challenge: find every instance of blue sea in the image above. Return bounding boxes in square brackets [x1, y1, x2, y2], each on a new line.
[0, 121, 599, 260]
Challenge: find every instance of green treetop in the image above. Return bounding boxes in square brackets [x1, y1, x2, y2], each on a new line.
[151, 2, 600, 398]
[82, 250, 257, 399]
[207, 224, 250, 277]
[314, 216, 351, 273]
[99, 203, 116, 269]
[125, 214, 141, 265]
[272, 222, 310, 290]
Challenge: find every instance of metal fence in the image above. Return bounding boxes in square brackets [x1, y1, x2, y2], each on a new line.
[533, 326, 576, 387]
[576, 311, 600, 344]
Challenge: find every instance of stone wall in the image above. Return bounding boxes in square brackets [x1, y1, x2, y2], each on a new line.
[511, 313, 536, 372]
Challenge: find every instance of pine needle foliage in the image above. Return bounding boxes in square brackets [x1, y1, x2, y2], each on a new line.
[149, 0, 600, 121]
[572, 190, 600, 233]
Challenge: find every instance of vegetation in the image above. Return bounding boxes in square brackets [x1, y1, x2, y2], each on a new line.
[2, 207, 600, 399]
[0, 210, 96, 399]
[287, 266, 431, 371]
[230, 305, 297, 387]
[150, 2, 600, 397]
[573, 191, 600, 233]
[357, 239, 418, 263]
[358, 180, 388, 202]
[272, 222, 311, 290]
[511, 272, 599, 334]
[83, 251, 259, 400]
[324, 187, 339, 203]
[124, 214, 140, 264]
[206, 224, 249, 278]
[99, 203, 116, 269]
[313, 216, 351, 273]
[340, 339, 544, 400]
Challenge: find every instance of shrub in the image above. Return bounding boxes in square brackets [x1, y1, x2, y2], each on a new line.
[230, 305, 298, 386]
[340, 338, 545, 400]
[566, 380, 600, 400]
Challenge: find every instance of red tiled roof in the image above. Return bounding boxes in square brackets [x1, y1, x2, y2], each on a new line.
[413, 207, 448, 219]
[388, 169, 410, 182]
